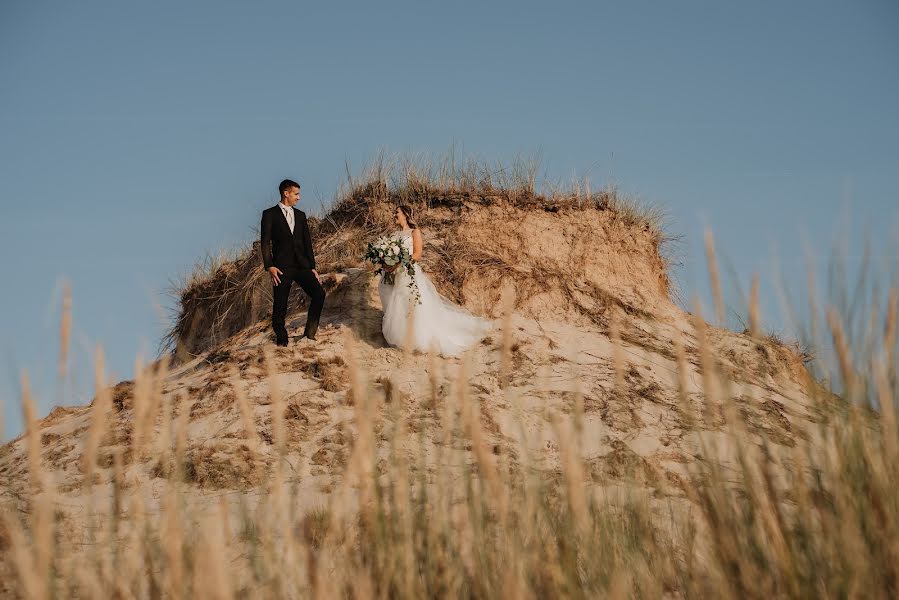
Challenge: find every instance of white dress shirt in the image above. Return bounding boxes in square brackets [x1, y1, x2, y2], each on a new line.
[278, 202, 295, 233]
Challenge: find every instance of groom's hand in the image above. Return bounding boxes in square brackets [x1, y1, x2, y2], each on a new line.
[268, 267, 283, 286]
[312, 269, 321, 283]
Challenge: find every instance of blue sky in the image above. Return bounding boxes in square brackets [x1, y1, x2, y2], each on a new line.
[1, 0, 897, 440]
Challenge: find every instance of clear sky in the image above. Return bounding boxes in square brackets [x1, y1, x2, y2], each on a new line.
[2, 0, 897, 440]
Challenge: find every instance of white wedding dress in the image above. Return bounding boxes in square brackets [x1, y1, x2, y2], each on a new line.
[378, 230, 492, 356]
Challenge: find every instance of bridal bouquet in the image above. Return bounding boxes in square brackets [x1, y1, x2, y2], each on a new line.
[362, 237, 421, 304]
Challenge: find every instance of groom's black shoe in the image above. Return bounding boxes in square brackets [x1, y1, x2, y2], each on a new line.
[275, 338, 289, 347]
[302, 322, 319, 340]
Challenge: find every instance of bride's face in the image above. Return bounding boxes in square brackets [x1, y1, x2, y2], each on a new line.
[395, 208, 406, 228]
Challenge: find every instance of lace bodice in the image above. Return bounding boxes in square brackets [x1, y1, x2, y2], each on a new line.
[394, 230, 414, 253]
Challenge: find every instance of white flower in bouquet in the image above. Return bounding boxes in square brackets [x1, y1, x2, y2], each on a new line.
[361, 235, 421, 304]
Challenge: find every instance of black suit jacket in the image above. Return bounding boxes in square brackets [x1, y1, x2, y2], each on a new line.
[260, 205, 316, 271]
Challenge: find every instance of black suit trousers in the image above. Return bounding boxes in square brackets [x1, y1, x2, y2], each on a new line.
[271, 268, 326, 342]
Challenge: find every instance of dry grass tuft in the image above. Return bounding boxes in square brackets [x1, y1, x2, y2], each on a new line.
[300, 507, 330, 550]
[0, 514, 8, 552]
[182, 444, 264, 490]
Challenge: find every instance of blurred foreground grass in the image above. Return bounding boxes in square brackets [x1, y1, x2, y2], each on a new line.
[1, 242, 898, 599]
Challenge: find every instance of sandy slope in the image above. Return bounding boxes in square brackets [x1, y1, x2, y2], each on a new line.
[0, 270, 815, 549]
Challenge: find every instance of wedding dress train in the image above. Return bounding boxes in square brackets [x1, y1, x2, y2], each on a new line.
[378, 230, 492, 356]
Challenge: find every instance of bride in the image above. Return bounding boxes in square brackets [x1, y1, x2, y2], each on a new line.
[376, 206, 492, 356]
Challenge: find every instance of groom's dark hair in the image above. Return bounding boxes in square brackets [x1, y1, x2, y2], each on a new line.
[279, 179, 301, 195]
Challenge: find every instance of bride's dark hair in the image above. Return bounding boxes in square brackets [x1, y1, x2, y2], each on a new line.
[398, 205, 418, 229]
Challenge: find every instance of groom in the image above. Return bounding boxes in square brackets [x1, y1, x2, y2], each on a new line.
[260, 179, 325, 346]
